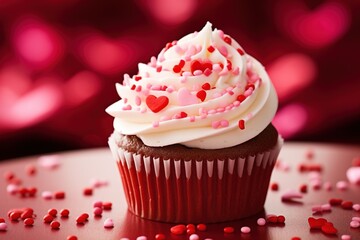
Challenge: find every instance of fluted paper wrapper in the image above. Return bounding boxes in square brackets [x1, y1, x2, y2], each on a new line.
[109, 135, 283, 223]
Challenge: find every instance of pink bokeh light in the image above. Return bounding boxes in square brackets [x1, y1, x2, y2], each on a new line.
[137, 0, 197, 26]
[11, 17, 65, 70]
[274, 1, 350, 48]
[273, 104, 308, 138]
[267, 53, 317, 101]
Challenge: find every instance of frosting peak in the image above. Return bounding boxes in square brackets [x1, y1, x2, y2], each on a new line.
[106, 22, 278, 149]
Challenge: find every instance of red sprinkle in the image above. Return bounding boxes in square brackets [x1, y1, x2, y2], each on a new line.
[224, 36, 232, 45]
[134, 76, 142, 81]
[202, 83, 211, 90]
[270, 182, 279, 191]
[224, 226, 234, 234]
[48, 208, 57, 217]
[83, 187, 93, 196]
[170, 224, 186, 235]
[60, 209, 70, 217]
[102, 202, 112, 210]
[300, 184, 308, 193]
[308, 217, 327, 229]
[186, 227, 195, 234]
[196, 223, 207, 231]
[237, 48, 245, 55]
[277, 215, 286, 223]
[9, 211, 21, 221]
[155, 233, 166, 240]
[267, 215, 278, 223]
[291, 237, 301, 240]
[238, 120, 245, 130]
[207, 45, 215, 53]
[28, 187, 37, 197]
[237, 94, 246, 102]
[54, 191, 65, 199]
[341, 201, 353, 210]
[24, 218, 34, 226]
[0, 218, 5, 223]
[76, 213, 89, 224]
[43, 214, 54, 223]
[67, 236, 78, 240]
[196, 90, 206, 102]
[50, 220, 60, 229]
[21, 209, 34, 220]
[329, 198, 343, 206]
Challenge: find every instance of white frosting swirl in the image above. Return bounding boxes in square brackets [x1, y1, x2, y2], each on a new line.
[106, 22, 278, 149]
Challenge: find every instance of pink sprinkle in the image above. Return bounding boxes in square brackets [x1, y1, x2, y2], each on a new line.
[233, 101, 240, 107]
[312, 205, 323, 213]
[218, 46, 228, 57]
[103, 218, 114, 228]
[353, 204, 360, 211]
[350, 220, 360, 228]
[6, 184, 18, 194]
[321, 204, 332, 211]
[152, 121, 159, 128]
[220, 120, 229, 127]
[189, 234, 199, 240]
[122, 105, 132, 111]
[352, 217, 360, 222]
[120, 238, 130, 240]
[257, 218, 266, 226]
[0, 222, 7, 231]
[212, 64, 222, 72]
[211, 121, 221, 129]
[183, 71, 192, 77]
[216, 107, 225, 113]
[244, 89, 253, 97]
[135, 96, 141, 106]
[218, 29, 225, 39]
[241, 226, 251, 233]
[135, 85, 142, 92]
[232, 67, 240, 75]
[193, 70, 203, 76]
[42, 191, 53, 200]
[149, 56, 157, 67]
[208, 109, 216, 114]
[189, 116, 195, 122]
[346, 166, 360, 184]
[281, 190, 303, 202]
[38, 155, 60, 169]
[180, 76, 187, 83]
[336, 180, 348, 190]
[136, 237, 147, 240]
[166, 86, 174, 93]
[341, 235, 352, 240]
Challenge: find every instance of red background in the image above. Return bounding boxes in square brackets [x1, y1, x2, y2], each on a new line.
[0, 0, 359, 160]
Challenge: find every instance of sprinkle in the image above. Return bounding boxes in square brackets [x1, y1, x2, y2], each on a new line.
[189, 234, 199, 240]
[346, 166, 360, 184]
[240, 226, 251, 233]
[42, 191, 53, 200]
[43, 214, 54, 223]
[308, 217, 327, 229]
[193, 70, 203, 76]
[329, 198, 342, 206]
[6, 184, 18, 194]
[281, 190, 303, 202]
[353, 204, 360, 211]
[103, 218, 114, 228]
[203, 68, 212, 76]
[223, 226, 234, 234]
[50, 220, 60, 229]
[60, 209, 70, 217]
[196, 223, 207, 231]
[257, 218, 266, 226]
[237, 48, 245, 55]
[54, 191, 65, 199]
[134, 76, 142, 81]
[321, 222, 338, 235]
[341, 201, 353, 210]
[291, 237, 301, 240]
[94, 207, 103, 216]
[207, 45, 215, 53]
[336, 181, 348, 190]
[83, 187, 93, 196]
[136, 237, 147, 240]
[266, 215, 278, 223]
[93, 201, 103, 208]
[76, 213, 89, 224]
[48, 208, 57, 217]
[321, 204, 332, 212]
[232, 67, 240, 75]
[152, 121, 159, 128]
[352, 216, 360, 221]
[67, 236, 78, 240]
[224, 36, 232, 45]
[211, 121, 221, 129]
[270, 182, 279, 191]
[155, 234, 166, 240]
[24, 218, 34, 226]
[212, 64, 222, 72]
[170, 224, 186, 235]
[299, 184, 307, 193]
[9, 211, 21, 221]
[238, 119, 245, 130]
[103, 202, 112, 210]
[0, 218, 4, 223]
[220, 120, 229, 127]
[21, 209, 34, 219]
[0, 222, 7, 231]
[350, 220, 360, 228]
[341, 235, 352, 240]
[38, 155, 60, 169]
[237, 95, 246, 102]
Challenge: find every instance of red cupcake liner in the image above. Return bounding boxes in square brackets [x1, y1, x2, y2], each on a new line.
[109, 135, 283, 223]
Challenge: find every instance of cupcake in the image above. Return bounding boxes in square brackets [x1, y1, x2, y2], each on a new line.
[106, 22, 282, 223]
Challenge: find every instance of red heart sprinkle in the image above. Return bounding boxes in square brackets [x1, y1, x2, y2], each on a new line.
[146, 95, 169, 113]
[308, 217, 327, 229]
[170, 224, 186, 235]
[202, 83, 211, 90]
[207, 46, 215, 53]
[191, 60, 213, 74]
[321, 222, 337, 235]
[196, 90, 206, 102]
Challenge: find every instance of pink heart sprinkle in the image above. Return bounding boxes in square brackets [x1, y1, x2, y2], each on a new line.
[103, 218, 114, 228]
[346, 167, 360, 184]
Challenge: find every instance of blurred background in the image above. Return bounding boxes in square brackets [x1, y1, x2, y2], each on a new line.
[0, 0, 359, 161]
